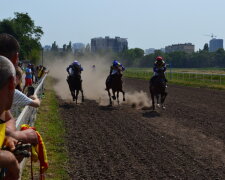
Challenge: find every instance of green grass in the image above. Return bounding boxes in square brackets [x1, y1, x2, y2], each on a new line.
[124, 68, 225, 90]
[22, 77, 69, 180]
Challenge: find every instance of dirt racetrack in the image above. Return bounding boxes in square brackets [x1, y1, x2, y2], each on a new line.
[59, 78, 225, 179]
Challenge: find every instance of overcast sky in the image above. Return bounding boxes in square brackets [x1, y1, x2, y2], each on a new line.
[1, 0, 224, 51]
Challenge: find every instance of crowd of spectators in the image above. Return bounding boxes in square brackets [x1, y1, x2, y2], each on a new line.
[0, 33, 46, 179]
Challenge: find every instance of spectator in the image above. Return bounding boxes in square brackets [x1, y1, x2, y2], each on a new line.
[30, 64, 35, 83]
[22, 63, 33, 93]
[0, 56, 20, 180]
[11, 67, 40, 116]
[35, 65, 39, 83]
[15, 66, 23, 92]
[0, 33, 38, 145]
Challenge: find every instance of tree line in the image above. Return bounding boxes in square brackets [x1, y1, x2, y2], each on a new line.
[0, 12, 43, 64]
[116, 47, 225, 68]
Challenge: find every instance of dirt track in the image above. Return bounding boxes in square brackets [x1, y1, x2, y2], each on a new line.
[59, 78, 225, 179]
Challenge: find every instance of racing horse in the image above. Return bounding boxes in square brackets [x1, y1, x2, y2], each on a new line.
[149, 69, 167, 110]
[67, 75, 84, 104]
[105, 67, 125, 106]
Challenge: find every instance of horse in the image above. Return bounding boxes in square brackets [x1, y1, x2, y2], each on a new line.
[105, 67, 125, 106]
[149, 69, 168, 110]
[67, 75, 84, 104]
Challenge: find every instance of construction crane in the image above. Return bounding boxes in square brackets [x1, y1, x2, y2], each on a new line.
[204, 33, 217, 39]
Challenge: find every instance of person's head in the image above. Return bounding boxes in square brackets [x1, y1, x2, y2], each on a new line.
[15, 66, 23, 86]
[156, 56, 163, 61]
[0, 33, 20, 66]
[0, 56, 16, 113]
[72, 60, 79, 66]
[113, 60, 118, 67]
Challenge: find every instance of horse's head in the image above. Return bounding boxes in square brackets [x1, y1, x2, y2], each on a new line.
[117, 66, 123, 76]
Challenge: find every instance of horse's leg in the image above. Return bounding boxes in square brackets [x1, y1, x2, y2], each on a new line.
[80, 80, 84, 102]
[112, 90, 116, 100]
[121, 90, 125, 101]
[150, 88, 155, 110]
[67, 79, 75, 101]
[81, 90, 84, 102]
[156, 94, 160, 107]
[161, 92, 168, 109]
[107, 89, 112, 106]
[75, 89, 79, 104]
[71, 90, 75, 101]
[117, 91, 119, 105]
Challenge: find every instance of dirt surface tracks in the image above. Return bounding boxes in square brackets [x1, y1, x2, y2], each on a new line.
[59, 78, 225, 179]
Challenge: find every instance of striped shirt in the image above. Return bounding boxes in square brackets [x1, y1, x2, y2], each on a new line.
[11, 89, 33, 116]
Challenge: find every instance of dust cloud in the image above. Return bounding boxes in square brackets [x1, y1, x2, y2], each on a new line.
[46, 55, 151, 108]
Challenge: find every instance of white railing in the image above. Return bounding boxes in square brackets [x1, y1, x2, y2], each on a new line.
[16, 73, 47, 179]
[168, 71, 225, 84]
[16, 73, 47, 128]
[125, 70, 225, 85]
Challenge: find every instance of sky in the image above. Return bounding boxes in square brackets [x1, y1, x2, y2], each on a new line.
[0, 0, 225, 51]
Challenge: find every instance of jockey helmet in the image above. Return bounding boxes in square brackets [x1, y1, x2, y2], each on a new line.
[113, 60, 119, 66]
[156, 56, 163, 61]
[72, 60, 79, 65]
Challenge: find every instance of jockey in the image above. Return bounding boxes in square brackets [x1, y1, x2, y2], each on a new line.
[151, 56, 167, 84]
[109, 60, 125, 75]
[66, 60, 83, 78]
[106, 60, 125, 89]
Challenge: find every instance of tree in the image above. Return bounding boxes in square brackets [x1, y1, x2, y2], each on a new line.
[63, 44, 67, 52]
[0, 12, 44, 62]
[66, 41, 72, 52]
[51, 41, 58, 52]
[203, 43, 209, 52]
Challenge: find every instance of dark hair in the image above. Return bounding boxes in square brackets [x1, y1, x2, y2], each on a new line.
[16, 66, 23, 80]
[15, 66, 23, 91]
[0, 33, 20, 59]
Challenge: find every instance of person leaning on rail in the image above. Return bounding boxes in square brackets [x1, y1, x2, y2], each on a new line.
[0, 56, 20, 180]
[0, 33, 38, 145]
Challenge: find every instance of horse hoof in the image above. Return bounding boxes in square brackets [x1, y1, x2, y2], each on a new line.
[112, 96, 116, 100]
[162, 106, 166, 110]
[157, 104, 160, 108]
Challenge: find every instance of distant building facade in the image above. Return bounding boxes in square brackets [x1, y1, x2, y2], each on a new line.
[145, 48, 155, 55]
[165, 43, 195, 53]
[209, 38, 223, 52]
[43, 45, 51, 51]
[91, 36, 128, 53]
[73, 43, 85, 53]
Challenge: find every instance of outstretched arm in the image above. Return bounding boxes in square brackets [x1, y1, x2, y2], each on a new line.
[66, 65, 71, 74]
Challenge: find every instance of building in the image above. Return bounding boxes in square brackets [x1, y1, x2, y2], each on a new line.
[72, 43, 85, 53]
[91, 36, 128, 53]
[145, 48, 155, 55]
[209, 38, 223, 52]
[43, 45, 51, 51]
[165, 43, 195, 53]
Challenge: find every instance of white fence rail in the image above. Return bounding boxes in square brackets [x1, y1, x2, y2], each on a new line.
[16, 73, 47, 179]
[16, 73, 47, 129]
[126, 70, 225, 85]
[167, 71, 225, 85]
